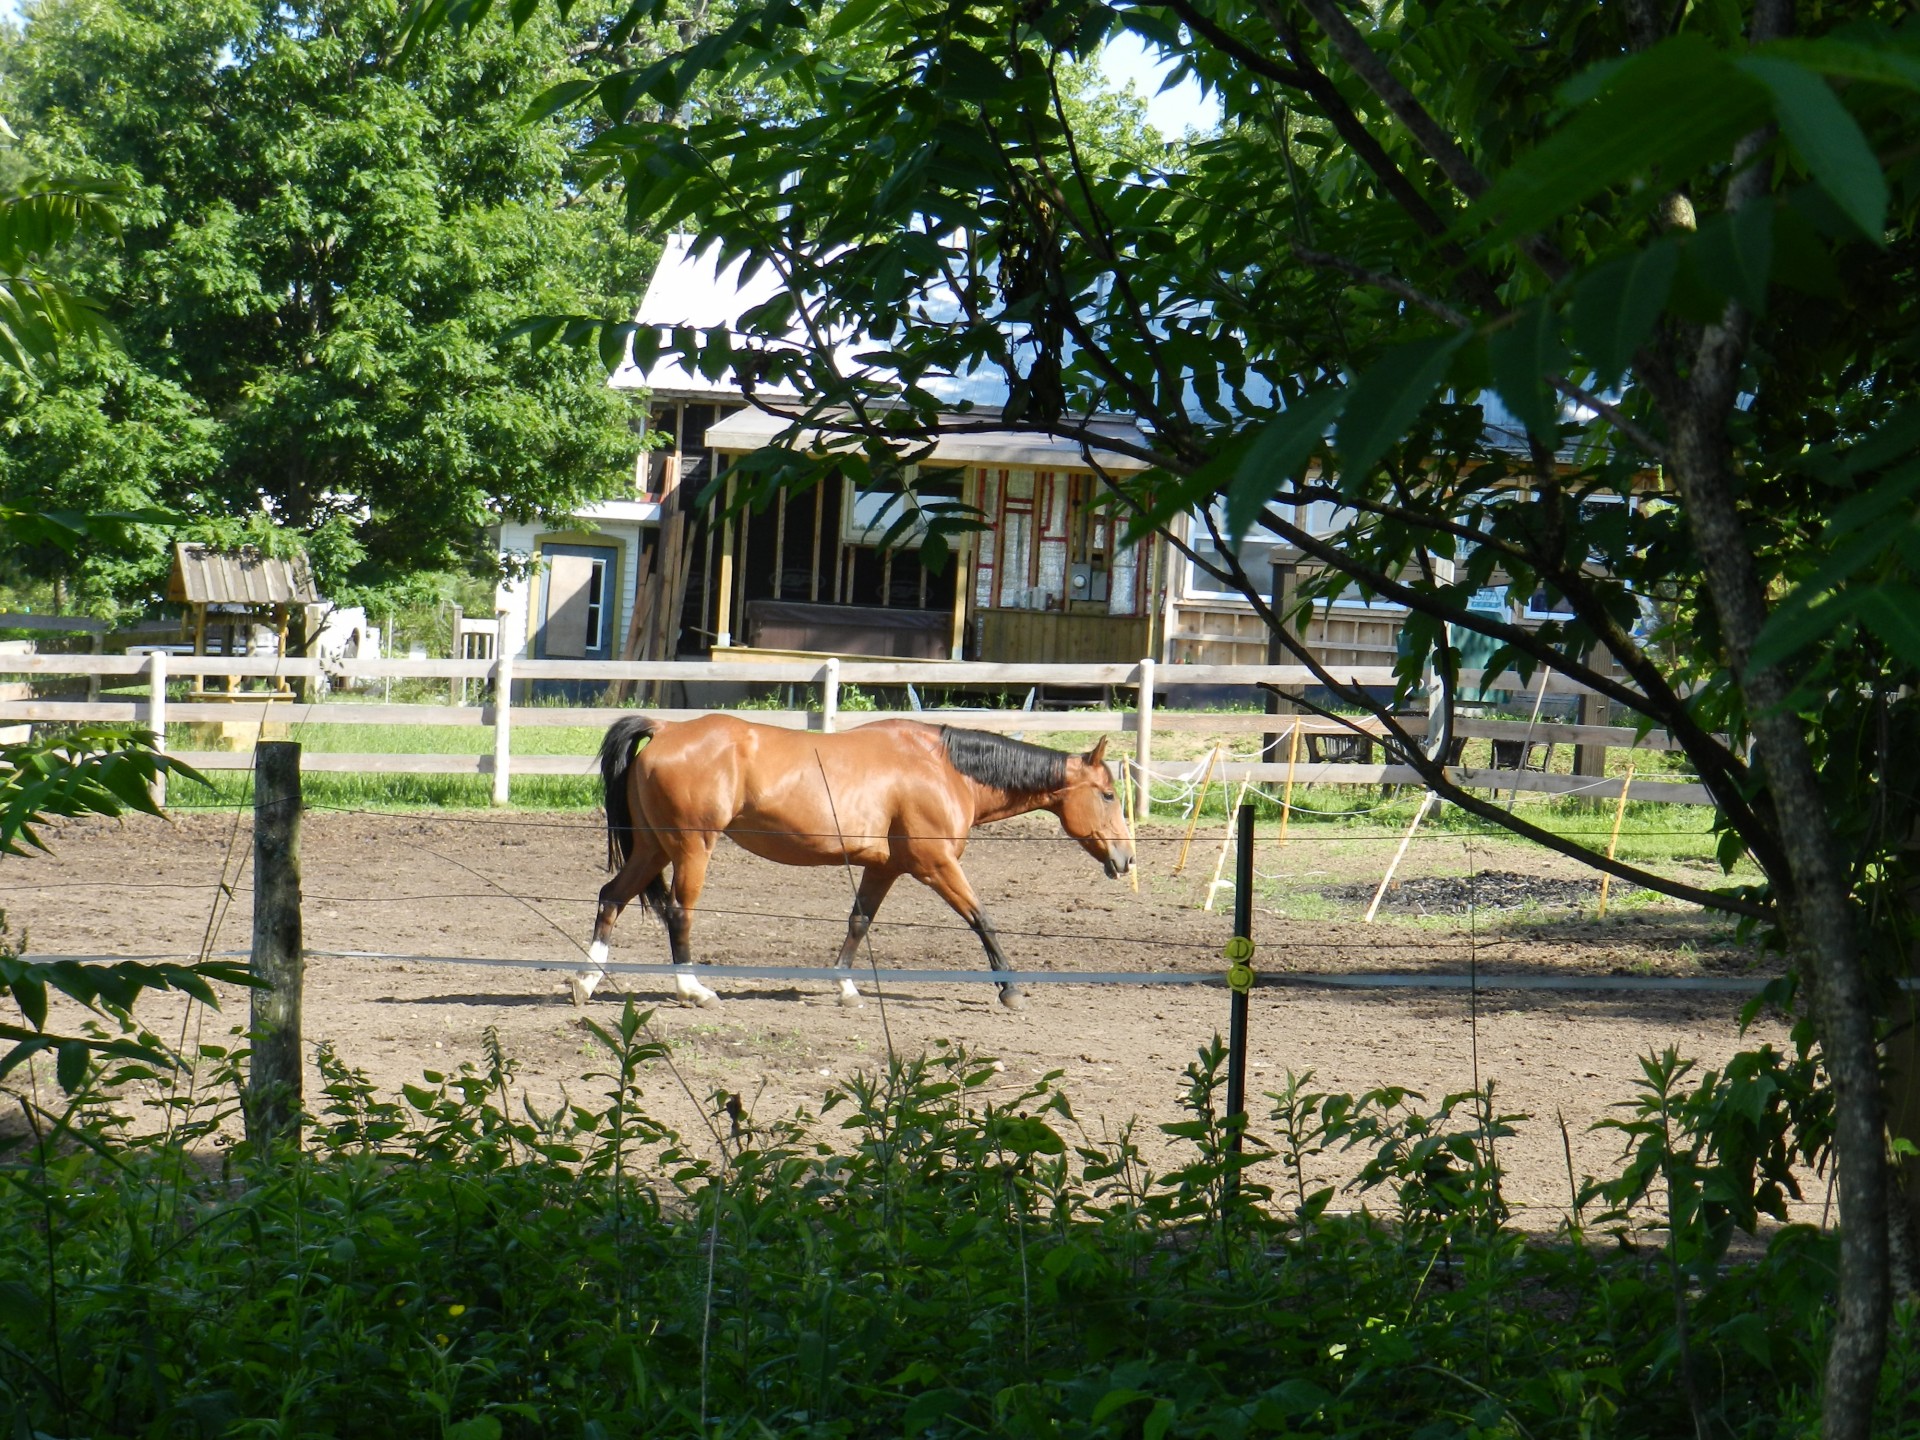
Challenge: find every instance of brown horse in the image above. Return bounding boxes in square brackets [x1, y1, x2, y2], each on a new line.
[572, 714, 1134, 1009]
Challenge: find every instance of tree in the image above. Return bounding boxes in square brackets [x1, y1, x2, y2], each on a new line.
[0, 0, 643, 607]
[412, 0, 1920, 1430]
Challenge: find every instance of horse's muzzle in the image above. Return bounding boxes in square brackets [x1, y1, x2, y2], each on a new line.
[1104, 851, 1132, 880]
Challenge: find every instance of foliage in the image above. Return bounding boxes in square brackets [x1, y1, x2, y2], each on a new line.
[0, 724, 200, 856]
[0, 0, 641, 610]
[4, 1019, 1904, 1437]
[0, 123, 120, 370]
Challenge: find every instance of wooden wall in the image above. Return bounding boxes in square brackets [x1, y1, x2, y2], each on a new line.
[1166, 601, 1403, 669]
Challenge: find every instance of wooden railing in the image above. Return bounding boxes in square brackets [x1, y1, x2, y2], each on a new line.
[0, 652, 1717, 809]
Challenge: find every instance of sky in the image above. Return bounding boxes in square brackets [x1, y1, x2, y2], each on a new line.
[1098, 30, 1221, 137]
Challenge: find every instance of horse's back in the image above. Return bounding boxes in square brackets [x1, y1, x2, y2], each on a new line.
[626, 714, 963, 865]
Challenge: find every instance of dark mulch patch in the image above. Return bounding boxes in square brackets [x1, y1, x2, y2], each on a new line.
[1318, 870, 1637, 915]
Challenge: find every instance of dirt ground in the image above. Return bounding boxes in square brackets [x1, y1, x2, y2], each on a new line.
[1, 804, 1807, 1226]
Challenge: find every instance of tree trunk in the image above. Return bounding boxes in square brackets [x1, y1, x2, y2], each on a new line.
[1667, 400, 1887, 1440]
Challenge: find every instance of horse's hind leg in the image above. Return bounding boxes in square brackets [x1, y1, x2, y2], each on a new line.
[831, 868, 899, 1008]
[914, 857, 1026, 1012]
[572, 836, 667, 1007]
[661, 836, 721, 1007]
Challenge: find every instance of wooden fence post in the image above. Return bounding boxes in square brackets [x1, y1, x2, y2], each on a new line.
[248, 740, 303, 1149]
[148, 650, 168, 808]
[1134, 657, 1155, 821]
[820, 657, 840, 733]
[491, 646, 514, 806]
[1573, 645, 1610, 783]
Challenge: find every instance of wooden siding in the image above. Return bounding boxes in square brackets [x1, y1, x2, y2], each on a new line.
[977, 608, 1151, 664]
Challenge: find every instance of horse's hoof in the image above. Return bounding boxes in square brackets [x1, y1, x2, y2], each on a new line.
[997, 987, 1028, 1013]
[568, 975, 594, 1008]
[673, 970, 719, 1008]
[835, 978, 863, 1007]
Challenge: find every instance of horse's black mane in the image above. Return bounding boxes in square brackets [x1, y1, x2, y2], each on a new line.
[940, 727, 1068, 794]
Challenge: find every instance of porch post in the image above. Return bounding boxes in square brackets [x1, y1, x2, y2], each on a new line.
[715, 475, 737, 649]
[1263, 544, 1302, 761]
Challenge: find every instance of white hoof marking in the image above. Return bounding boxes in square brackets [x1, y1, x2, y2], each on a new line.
[570, 939, 610, 1006]
[836, 977, 863, 1007]
[674, 969, 720, 1007]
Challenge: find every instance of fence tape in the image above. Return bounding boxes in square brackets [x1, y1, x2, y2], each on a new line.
[19, 949, 1825, 993]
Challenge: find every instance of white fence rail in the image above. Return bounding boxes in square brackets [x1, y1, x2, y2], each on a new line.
[0, 653, 1716, 808]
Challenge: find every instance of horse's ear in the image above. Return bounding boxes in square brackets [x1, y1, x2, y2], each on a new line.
[1085, 737, 1108, 767]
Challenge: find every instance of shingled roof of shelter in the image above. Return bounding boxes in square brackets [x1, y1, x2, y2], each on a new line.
[167, 543, 321, 607]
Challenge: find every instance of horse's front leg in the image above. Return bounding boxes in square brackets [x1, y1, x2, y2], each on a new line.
[831, 868, 900, 1007]
[916, 857, 1026, 1012]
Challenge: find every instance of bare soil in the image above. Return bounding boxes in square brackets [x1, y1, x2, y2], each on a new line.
[1, 805, 1802, 1224]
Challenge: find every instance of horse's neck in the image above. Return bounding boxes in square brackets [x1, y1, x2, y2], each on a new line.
[968, 781, 1059, 826]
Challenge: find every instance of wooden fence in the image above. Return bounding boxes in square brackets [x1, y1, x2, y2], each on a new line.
[0, 652, 1716, 809]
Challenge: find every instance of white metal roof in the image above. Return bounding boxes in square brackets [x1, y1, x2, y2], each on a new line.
[611, 234, 1030, 411]
[703, 407, 1154, 474]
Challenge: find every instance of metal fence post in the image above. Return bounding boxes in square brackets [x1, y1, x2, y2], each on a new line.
[820, 657, 840, 734]
[1133, 658, 1155, 821]
[491, 647, 514, 806]
[248, 740, 303, 1150]
[1224, 801, 1257, 1207]
[148, 650, 168, 808]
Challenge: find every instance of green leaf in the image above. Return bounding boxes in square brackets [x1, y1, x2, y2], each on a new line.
[826, 0, 889, 39]
[1748, 588, 1862, 672]
[1225, 389, 1345, 540]
[1738, 57, 1888, 240]
[521, 78, 598, 124]
[1855, 584, 1920, 667]
[1487, 299, 1566, 440]
[1334, 333, 1466, 485]
[904, 1388, 966, 1436]
[1569, 241, 1679, 384]
[1687, 202, 1774, 314]
[56, 1040, 88, 1093]
[1091, 1388, 1153, 1424]
[446, 1419, 502, 1440]
[993, 1115, 1066, 1156]
[1759, 37, 1920, 91]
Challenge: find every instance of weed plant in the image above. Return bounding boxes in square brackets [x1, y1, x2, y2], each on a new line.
[4, 1011, 1909, 1437]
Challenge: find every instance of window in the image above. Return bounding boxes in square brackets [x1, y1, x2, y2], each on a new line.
[1180, 504, 1399, 610]
[584, 557, 607, 651]
[840, 465, 964, 548]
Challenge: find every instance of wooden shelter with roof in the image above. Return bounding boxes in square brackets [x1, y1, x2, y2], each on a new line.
[167, 543, 321, 696]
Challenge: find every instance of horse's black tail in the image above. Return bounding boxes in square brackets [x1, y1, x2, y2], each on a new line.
[600, 715, 661, 872]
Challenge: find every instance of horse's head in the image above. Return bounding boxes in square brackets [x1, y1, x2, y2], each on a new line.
[1057, 738, 1134, 880]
